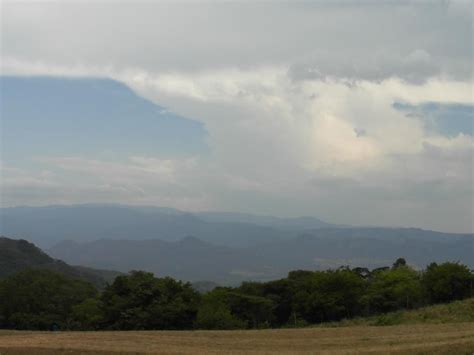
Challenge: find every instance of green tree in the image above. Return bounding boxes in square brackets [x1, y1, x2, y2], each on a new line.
[71, 298, 103, 330]
[422, 262, 473, 303]
[291, 269, 365, 323]
[0, 268, 97, 330]
[363, 265, 423, 313]
[262, 279, 294, 326]
[392, 258, 407, 269]
[100, 271, 200, 330]
[194, 290, 246, 330]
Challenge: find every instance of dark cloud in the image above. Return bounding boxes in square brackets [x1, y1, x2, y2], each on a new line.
[2, 2, 472, 81]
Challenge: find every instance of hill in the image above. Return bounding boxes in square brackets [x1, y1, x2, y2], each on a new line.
[0, 236, 120, 288]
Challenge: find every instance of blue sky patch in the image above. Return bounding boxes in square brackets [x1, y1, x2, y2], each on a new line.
[393, 101, 473, 137]
[0, 76, 208, 163]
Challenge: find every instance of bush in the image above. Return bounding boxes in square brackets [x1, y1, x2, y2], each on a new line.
[195, 302, 246, 330]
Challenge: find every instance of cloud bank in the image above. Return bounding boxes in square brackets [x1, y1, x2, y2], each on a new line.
[1, 1, 473, 232]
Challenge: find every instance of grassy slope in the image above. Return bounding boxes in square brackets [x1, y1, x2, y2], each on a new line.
[332, 297, 474, 327]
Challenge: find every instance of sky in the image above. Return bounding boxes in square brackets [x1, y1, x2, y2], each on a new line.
[0, 1, 473, 233]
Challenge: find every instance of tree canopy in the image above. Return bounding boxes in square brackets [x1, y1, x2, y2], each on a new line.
[0, 260, 472, 331]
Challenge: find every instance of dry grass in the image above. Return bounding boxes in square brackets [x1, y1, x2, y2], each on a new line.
[0, 323, 473, 354]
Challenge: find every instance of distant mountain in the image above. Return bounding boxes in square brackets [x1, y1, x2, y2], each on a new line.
[0, 236, 120, 288]
[48, 237, 256, 284]
[0, 204, 311, 248]
[2, 204, 472, 284]
[195, 211, 334, 229]
[259, 228, 474, 271]
[48, 228, 473, 285]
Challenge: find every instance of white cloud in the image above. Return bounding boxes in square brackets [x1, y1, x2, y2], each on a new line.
[1, 2, 473, 232]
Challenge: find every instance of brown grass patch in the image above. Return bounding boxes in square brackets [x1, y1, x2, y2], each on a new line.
[0, 323, 473, 354]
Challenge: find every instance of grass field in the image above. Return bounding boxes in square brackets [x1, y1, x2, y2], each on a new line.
[1, 300, 474, 354]
[0, 322, 473, 354]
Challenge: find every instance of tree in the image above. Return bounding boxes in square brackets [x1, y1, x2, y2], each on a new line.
[71, 298, 103, 330]
[0, 268, 97, 330]
[291, 269, 365, 323]
[392, 258, 407, 269]
[100, 271, 200, 330]
[363, 265, 423, 313]
[195, 290, 246, 329]
[422, 262, 473, 303]
[262, 279, 294, 326]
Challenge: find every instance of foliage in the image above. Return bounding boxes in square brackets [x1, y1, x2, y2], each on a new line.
[100, 271, 200, 330]
[71, 298, 103, 330]
[291, 268, 365, 323]
[0, 259, 472, 331]
[422, 262, 473, 303]
[194, 292, 246, 329]
[363, 265, 424, 313]
[0, 268, 97, 330]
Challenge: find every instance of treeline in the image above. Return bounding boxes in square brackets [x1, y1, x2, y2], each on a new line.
[0, 258, 472, 330]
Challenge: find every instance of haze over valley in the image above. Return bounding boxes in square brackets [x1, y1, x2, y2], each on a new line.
[1, 204, 472, 285]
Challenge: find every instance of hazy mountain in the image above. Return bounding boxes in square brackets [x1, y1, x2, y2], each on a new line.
[259, 228, 474, 271]
[48, 237, 257, 284]
[0, 236, 120, 288]
[2, 204, 472, 284]
[195, 211, 334, 230]
[48, 228, 473, 285]
[0, 205, 309, 248]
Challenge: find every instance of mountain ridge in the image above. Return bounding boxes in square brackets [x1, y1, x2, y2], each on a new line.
[0, 236, 120, 288]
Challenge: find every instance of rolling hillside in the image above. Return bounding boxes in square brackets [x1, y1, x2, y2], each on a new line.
[0, 236, 120, 288]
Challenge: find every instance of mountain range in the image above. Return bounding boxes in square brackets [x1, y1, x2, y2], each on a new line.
[1, 204, 472, 284]
[0, 204, 329, 248]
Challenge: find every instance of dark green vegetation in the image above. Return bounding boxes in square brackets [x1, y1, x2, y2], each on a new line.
[0, 269, 97, 330]
[0, 237, 121, 288]
[0, 251, 472, 331]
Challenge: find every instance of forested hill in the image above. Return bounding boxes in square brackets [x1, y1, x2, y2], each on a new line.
[0, 236, 120, 288]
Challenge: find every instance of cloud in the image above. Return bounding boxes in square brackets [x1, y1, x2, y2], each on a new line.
[2, 66, 472, 231]
[1, 2, 473, 232]
[2, 2, 472, 81]
[288, 48, 443, 84]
